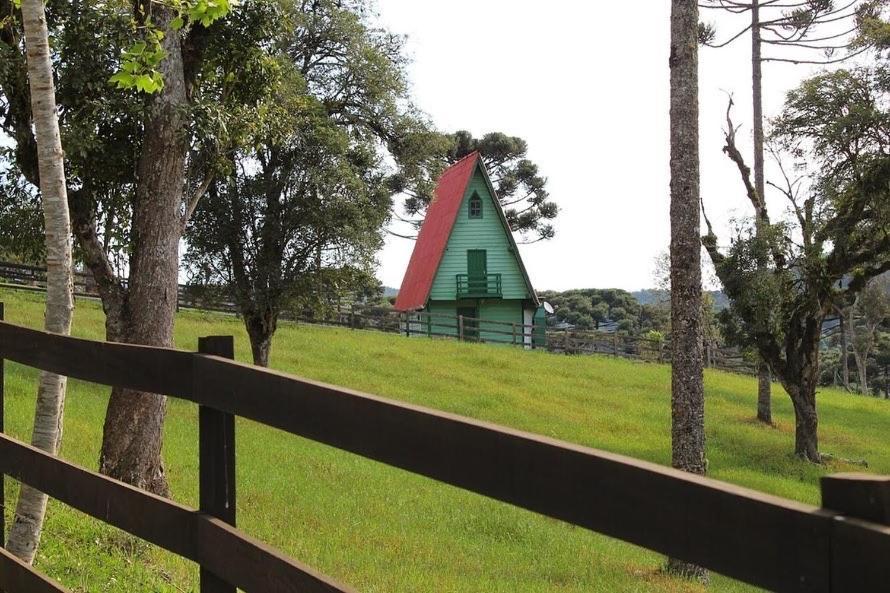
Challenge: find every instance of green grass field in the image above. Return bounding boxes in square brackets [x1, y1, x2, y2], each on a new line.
[1, 287, 888, 593]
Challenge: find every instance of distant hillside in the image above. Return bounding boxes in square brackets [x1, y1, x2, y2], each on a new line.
[382, 286, 399, 298]
[631, 289, 728, 310]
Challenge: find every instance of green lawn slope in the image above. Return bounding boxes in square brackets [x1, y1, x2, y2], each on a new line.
[2, 287, 888, 592]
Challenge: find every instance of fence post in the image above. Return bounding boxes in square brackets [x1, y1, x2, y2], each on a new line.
[458, 315, 464, 341]
[198, 335, 236, 593]
[821, 473, 890, 525]
[512, 323, 517, 346]
[612, 332, 618, 356]
[821, 473, 890, 591]
[0, 301, 4, 548]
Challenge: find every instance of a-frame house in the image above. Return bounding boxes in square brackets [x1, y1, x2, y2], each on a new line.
[394, 152, 540, 343]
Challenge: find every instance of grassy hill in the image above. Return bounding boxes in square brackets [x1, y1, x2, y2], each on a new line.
[1, 287, 888, 593]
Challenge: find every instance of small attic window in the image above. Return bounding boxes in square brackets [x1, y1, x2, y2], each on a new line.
[468, 192, 482, 219]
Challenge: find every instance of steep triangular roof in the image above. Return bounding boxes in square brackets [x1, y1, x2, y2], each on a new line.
[394, 152, 538, 311]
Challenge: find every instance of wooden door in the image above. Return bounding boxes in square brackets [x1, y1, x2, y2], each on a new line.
[457, 306, 478, 340]
[467, 249, 487, 296]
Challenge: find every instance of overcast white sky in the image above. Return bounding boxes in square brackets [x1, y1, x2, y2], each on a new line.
[373, 1, 851, 292]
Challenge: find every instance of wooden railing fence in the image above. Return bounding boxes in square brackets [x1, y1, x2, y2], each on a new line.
[0, 262, 831, 381]
[0, 302, 889, 591]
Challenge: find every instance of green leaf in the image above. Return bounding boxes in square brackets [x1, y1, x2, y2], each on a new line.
[108, 72, 136, 88]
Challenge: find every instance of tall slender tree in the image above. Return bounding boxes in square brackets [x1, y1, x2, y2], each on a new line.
[699, 0, 885, 423]
[5, 0, 74, 563]
[668, 0, 707, 581]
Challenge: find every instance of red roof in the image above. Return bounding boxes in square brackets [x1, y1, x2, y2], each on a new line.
[394, 152, 480, 311]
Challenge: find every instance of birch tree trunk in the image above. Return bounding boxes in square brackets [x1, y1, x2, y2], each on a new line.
[6, 0, 75, 563]
[667, 0, 707, 581]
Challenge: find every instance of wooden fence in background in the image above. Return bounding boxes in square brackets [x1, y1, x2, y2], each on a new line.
[5, 262, 888, 391]
[0, 302, 889, 592]
[296, 307, 762, 374]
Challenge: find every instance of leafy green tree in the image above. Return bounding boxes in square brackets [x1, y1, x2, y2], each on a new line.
[591, 302, 610, 329]
[703, 65, 890, 461]
[699, 0, 889, 424]
[0, 0, 240, 493]
[848, 273, 890, 393]
[186, 0, 427, 366]
[539, 288, 643, 332]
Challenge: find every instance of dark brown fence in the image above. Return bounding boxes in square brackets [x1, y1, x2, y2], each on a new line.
[0, 262, 237, 314]
[1, 303, 889, 592]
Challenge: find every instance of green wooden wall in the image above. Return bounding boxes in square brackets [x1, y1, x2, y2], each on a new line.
[426, 299, 526, 343]
[428, 166, 530, 301]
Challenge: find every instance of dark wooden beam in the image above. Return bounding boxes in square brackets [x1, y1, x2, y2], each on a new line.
[193, 355, 835, 593]
[4, 320, 890, 592]
[821, 473, 890, 591]
[0, 302, 5, 548]
[822, 473, 890, 525]
[0, 321, 193, 398]
[0, 432, 354, 593]
[0, 546, 70, 593]
[198, 336, 236, 593]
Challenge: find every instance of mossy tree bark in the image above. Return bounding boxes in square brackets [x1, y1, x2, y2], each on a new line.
[667, 0, 707, 581]
[97, 7, 189, 496]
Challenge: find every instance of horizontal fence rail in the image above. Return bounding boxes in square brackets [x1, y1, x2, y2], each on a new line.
[1, 315, 889, 592]
[0, 433, 355, 593]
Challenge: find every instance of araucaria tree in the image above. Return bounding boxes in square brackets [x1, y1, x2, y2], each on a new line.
[703, 65, 890, 461]
[397, 131, 559, 243]
[186, 0, 420, 367]
[668, 0, 707, 581]
[699, 0, 886, 424]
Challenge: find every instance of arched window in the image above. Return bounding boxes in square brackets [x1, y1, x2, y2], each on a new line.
[468, 192, 482, 218]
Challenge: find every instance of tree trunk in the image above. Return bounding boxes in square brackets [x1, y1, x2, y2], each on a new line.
[885, 364, 889, 399]
[7, 0, 75, 563]
[98, 9, 188, 496]
[756, 361, 772, 424]
[750, 0, 773, 424]
[245, 310, 276, 367]
[788, 384, 820, 462]
[839, 309, 850, 391]
[777, 313, 824, 463]
[854, 351, 869, 395]
[668, 0, 707, 581]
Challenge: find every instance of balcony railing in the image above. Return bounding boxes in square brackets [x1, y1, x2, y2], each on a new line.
[456, 273, 502, 298]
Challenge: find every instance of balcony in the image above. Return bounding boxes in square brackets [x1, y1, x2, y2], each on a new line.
[456, 273, 502, 299]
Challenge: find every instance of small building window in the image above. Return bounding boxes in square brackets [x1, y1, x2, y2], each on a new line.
[468, 192, 482, 218]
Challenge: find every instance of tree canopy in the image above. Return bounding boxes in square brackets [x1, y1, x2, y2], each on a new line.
[702, 62, 890, 460]
[396, 131, 559, 243]
[185, 0, 436, 366]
